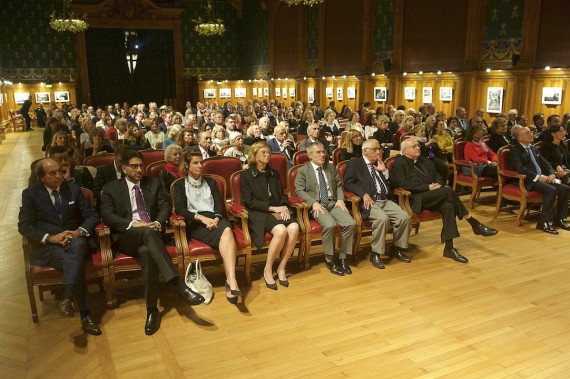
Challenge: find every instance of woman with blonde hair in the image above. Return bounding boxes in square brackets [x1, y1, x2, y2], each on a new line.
[125, 122, 151, 150]
[239, 141, 299, 290]
[144, 118, 165, 149]
[163, 124, 181, 149]
[339, 129, 364, 161]
[344, 112, 365, 135]
[212, 125, 229, 151]
[50, 130, 79, 160]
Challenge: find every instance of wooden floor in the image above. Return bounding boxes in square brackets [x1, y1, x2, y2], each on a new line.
[2, 130, 570, 378]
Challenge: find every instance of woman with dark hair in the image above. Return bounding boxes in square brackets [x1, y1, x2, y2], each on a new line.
[176, 128, 196, 151]
[298, 109, 316, 135]
[540, 124, 570, 184]
[172, 148, 241, 303]
[344, 112, 365, 135]
[239, 141, 299, 290]
[339, 130, 363, 161]
[84, 127, 114, 157]
[125, 123, 151, 151]
[364, 112, 378, 140]
[487, 117, 511, 153]
[463, 126, 498, 178]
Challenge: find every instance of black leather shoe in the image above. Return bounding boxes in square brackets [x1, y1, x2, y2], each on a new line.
[536, 222, 559, 235]
[58, 299, 73, 317]
[553, 219, 570, 231]
[443, 248, 469, 263]
[145, 309, 160, 336]
[388, 248, 411, 263]
[177, 282, 205, 305]
[325, 260, 345, 276]
[338, 259, 352, 275]
[81, 315, 102, 335]
[472, 223, 499, 237]
[370, 252, 385, 269]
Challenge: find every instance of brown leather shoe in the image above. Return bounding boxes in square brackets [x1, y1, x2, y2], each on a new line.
[58, 299, 73, 317]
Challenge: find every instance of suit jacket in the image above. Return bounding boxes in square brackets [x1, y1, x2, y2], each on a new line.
[295, 161, 344, 207]
[101, 176, 170, 242]
[18, 181, 99, 265]
[93, 161, 123, 202]
[343, 157, 394, 219]
[510, 142, 554, 190]
[267, 138, 294, 167]
[173, 177, 224, 223]
[299, 137, 330, 153]
[389, 155, 442, 214]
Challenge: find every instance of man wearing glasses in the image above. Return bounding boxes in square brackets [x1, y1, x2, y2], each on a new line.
[390, 139, 498, 264]
[101, 150, 205, 336]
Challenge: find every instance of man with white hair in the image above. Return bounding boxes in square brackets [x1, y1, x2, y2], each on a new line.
[507, 109, 519, 128]
[267, 124, 295, 168]
[390, 138, 498, 263]
[455, 107, 468, 130]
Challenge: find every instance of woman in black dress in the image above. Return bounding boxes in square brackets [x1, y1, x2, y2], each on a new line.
[172, 148, 241, 303]
[125, 123, 151, 151]
[240, 141, 300, 290]
[540, 124, 570, 184]
[339, 129, 363, 162]
[487, 117, 512, 153]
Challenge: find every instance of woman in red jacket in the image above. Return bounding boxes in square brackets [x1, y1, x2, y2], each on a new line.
[463, 126, 498, 178]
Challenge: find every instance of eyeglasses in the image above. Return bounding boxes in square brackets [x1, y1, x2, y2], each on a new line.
[124, 164, 144, 170]
[258, 150, 271, 156]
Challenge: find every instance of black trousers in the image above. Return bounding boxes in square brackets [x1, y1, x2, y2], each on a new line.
[116, 227, 178, 308]
[415, 187, 469, 241]
[529, 181, 570, 223]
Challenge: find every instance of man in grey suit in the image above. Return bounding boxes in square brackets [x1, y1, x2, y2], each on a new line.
[299, 123, 331, 153]
[295, 141, 356, 276]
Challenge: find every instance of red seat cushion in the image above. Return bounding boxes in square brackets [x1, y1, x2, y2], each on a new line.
[31, 265, 63, 279]
[502, 184, 543, 201]
[414, 209, 441, 222]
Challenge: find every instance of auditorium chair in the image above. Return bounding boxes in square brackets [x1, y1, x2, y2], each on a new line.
[140, 149, 165, 166]
[452, 140, 497, 208]
[145, 160, 167, 178]
[84, 153, 114, 168]
[494, 145, 544, 225]
[269, 152, 289, 193]
[9, 110, 26, 132]
[332, 148, 343, 166]
[170, 175, 252, 283]
[202, 156, 242, 203]
[292, 151, 310, 166]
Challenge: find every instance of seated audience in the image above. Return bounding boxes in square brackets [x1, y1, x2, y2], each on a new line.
[159, 144, 184, 194]
[393, 115, 414, 151]
[487, 117, 511, 153]
[298, 109, 316, 135]
[339, 130, 363, 162]
[144, 118, 165, 149]
[364, 112, 378, 140]
[115, 118, 128, 140]
[197, 130, 217, 160]
[176, 128, 196, 151]
[268, 125, 295, 168]
[84, 127, 114, 157]
[299, 123, 331, 153]
[172, 148, 241, 303]
[244, 124, 263, 146]
[388, 110, 404, 134]
[322, 109, 341, 139]
[50, 130, 79, 161]
[212, 125, 229, 152]
[162, 124, 181, 149]
[344, 111, 365, 135]
[19, 158, 101, 335]
[432, 120, 453, 154]
[463, 126, 497, 178]
[29, 146, 94, 190]
[224, 131, 249, 169]
[510, 126, 570, 234]
[92, 144, 129, 204]
[125, 123, 151, 151]
[390, 138, 498, 264]
[540, 125, 570, 185]
[373, 115, 394, 158]
[240, 142, 300, 289]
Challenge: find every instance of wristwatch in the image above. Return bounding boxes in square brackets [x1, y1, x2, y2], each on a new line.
[79, 228, 88, 237]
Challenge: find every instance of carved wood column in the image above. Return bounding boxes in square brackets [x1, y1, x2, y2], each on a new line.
[517, 0, 542, 69]
[360, 0, 373, 74]
[391, 0, 404, 74]
[463, 0, 486, 71]
[75, 32, 91, 106]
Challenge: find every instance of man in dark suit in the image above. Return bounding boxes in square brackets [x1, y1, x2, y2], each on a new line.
[101, 150, 205, 335]
[390, 138, 498, 263]
[299, 123, 331, 153]
[19, 158, 101, 335]
[197, 131, 217, 159]
[343, 139, 411, 269]
[510, 126, 570, 234]
[267, 125, 295, 168]
[20, 96, 33, 131]
[29, 146, 94, 190]
[92, 144, 129, 204]
[295, 141, 356, 276]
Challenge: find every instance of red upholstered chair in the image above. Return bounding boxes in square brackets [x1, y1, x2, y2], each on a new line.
[141, 149, 165, 166]
[155, 142, 163, 149]
[202, 156, 242, 203]
[452, 140, 497, 208]
[494, 145, 544, 225]
[170, 176, 253, 283]
[145, 160, 167, 178]
[293, 151, 310, 166]
[83, 153, 114, 168]
[332, 148, 343, 166]
[23, 188, 107, 322]
[270, 153, 289, 193]
[229, 169, 306, 270]
[385, 157, 443, 241]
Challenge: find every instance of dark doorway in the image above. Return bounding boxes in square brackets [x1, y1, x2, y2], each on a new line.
[85, 28, 176, 107]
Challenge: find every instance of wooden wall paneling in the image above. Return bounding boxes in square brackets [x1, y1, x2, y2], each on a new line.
[360, 0, 374, 74]
[535, 0, 570, 68]
[369, 75, 390, 111]
[518, 0, 542, 69]
[3, 83, 77, 113]
[273, 4, 302, 78]
[475, 72, 516, 120]
[527, 72, 570, 118]
[463, 0, 487, 71]
[391, 0, 404, 73]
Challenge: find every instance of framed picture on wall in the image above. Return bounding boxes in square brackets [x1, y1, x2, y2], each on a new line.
[374, 87, 387, 102]
[282, 88, 287, 99]
[422, 87, 433, 103]
[252, 87, 258, 97]
[203, 89, 216, 99]
[308, 87, 315, 103]
[326, 87, 333, 98]
[347, 87, 356, 99]
[35, 92, 51, 103]
[404, 87, 416, 100]
[275, 88, 281, 98]
[289, 87, 295, 98]
[219, 88, 231, 99]
[337, 87, 343, 101]
[14, 92, 30, 104]
[542, 87, 562, 105]
[234, 88, 246, 98]
[54, 91, 69, 102]
[264, 88, 269, 97]
[439, 87, 453, 102]
[486, 87, 504, 113]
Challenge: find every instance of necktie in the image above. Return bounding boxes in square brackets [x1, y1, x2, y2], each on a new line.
[133, 185, 151, 222]
[527, 147, 542, 176]
[369, 164, 387, 200]
[52, 190, 62, 219]
[317, 167, 329, 207]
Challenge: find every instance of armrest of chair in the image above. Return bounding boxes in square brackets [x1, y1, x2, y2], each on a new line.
[95, 223, 115, 272]
[229, 203, 248, 219]
[392, 188, 414, 216]
[499, 169, 526, 179]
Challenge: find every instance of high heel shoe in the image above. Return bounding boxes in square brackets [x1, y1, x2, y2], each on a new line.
[225, 282, 241, 304]
[264, 278, 277, 291]
[278, 278, 289, 288]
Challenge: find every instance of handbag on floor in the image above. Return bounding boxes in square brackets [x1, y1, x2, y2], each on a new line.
[184, 259, 213, 304]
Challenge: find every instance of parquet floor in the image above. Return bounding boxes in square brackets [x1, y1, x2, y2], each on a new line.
[2, 130, 570, 378]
